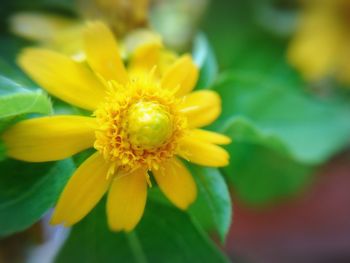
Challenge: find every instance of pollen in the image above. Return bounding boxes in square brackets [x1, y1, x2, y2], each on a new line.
[93, 75, 187, 174]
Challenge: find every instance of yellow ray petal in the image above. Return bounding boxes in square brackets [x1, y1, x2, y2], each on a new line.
[161, 54, 199, 96]
[107, 169, 147, 232]
[9, 12, 77, 42]
[2, 116, 96, 162]
[51, 152, 111, 226]
[189, 129, 231, 145]
[153, 158, 197, 210]
[18, 48, 106, 110]
[123, 28, 162, 57]
[178, 136, 229, 167]
[179, 90, 221, 128]
[84, 22, 128, 83]
[50, 23, 85, 58]
[128, 42, 162, 74]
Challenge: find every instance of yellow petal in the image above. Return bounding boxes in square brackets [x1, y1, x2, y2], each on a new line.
[18, 48, 106, 110]
[123, 29, 162, 57]
[128, 42, 162, 73]
[153, 158, 197, 210]
[51, 152, 111, 226]
[50, 24, 85, 58]
[2, 116, 96, 162]
[9, 12, 77, 42]
[179, 90, 221, 128]
[107, 169, 147, 232]
[189, 129, 231, 145]
[178, 136, 229, 167]
[161, 55, 199, 96]
[83, 22, 128, 83]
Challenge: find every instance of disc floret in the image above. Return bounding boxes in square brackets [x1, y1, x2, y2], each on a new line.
[94, 77, 187, 173]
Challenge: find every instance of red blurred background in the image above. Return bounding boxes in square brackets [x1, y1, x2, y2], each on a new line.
[226, 150, 350, 263]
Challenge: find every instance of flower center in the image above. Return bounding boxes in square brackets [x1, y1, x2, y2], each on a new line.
[93, 78, 187, 172]
[126, 101, 173, 150]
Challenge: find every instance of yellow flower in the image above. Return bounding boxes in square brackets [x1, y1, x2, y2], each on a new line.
[9, 0, 154, 60]
[288, 0, 350, 83]
[77, 0, 149, 36]
[9, 12, 88, 59]
[1, 22, 230, 231]
[10, 13, 161, 62]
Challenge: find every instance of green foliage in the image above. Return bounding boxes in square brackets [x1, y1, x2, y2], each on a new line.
[0, 159, 75, 237]
[148, 164, 232, 242]
[0, 58, 52, 128]
[192, 33, 218, 89]
[210, 47, 350, 204]
[0, 78, 52, 119]
[0, 0, 348, 260]
[188, 165, 232, 242]
[55, 200, 229, 263]
[200, 0, 350, 205]
[223, 142, 313, 205]
[0, 141, 5, 161]
[214, 68, 350, 165]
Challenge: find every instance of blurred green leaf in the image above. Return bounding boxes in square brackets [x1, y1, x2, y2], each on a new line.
[210, 50, 350, 204]
[0, 36, 33, 71]
[188, 165, 232, 242]
[0, 159, 75, 237]
[203, 1, 350, 205]
[56, 200, 229, 263]
[214, 68, 350, 164]
[202, 0, 256, 70]
[223, 142, 313, 205]
[0, 141, 5, 161]
[0, 58, 31, 86]
[222, 117, 288, 154]
[193, 33, 218, 89]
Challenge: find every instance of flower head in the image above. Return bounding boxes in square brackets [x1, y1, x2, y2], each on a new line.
[288, 0, 350, 83]
[78, 0, 149, 36]
[1, 22, 230, 231]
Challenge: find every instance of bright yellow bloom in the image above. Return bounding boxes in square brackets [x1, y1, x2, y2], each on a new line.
[1, 22, 230, 231]
[288, 0, 350, 83]
[10, 12, 160, 61]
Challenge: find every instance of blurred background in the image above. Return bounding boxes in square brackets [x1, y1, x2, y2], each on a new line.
[202, 1, 350, 262]
[1, 0, 350, 263]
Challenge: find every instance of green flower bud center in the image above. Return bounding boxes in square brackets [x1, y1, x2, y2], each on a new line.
[127, 101, 173, 150]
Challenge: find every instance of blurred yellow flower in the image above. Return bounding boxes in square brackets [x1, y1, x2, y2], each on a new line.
[288, 0, 350, 83]
[10, 13, 85, 59]
[9, 0, 154, 60]
[1, 22, 230, 231]
[78, 0, 149, 36]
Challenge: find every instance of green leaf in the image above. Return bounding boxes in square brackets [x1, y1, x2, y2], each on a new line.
[192, 33, 218, 89]
[202, 0, 257, 70]
[188, 165, 232, 242]
[0, 80, 52, 119]
[223, 142, 313, 205]
[214, 68, 350, 165]
[0, 59, 52, 120]
[0, 159, 75, 237]
[0, 141, 5, 161]
[222, 117, 294, 159]
[0, 58, 32, 86]
[55, 200, 229, 263]
[146, 165, 232, 242]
